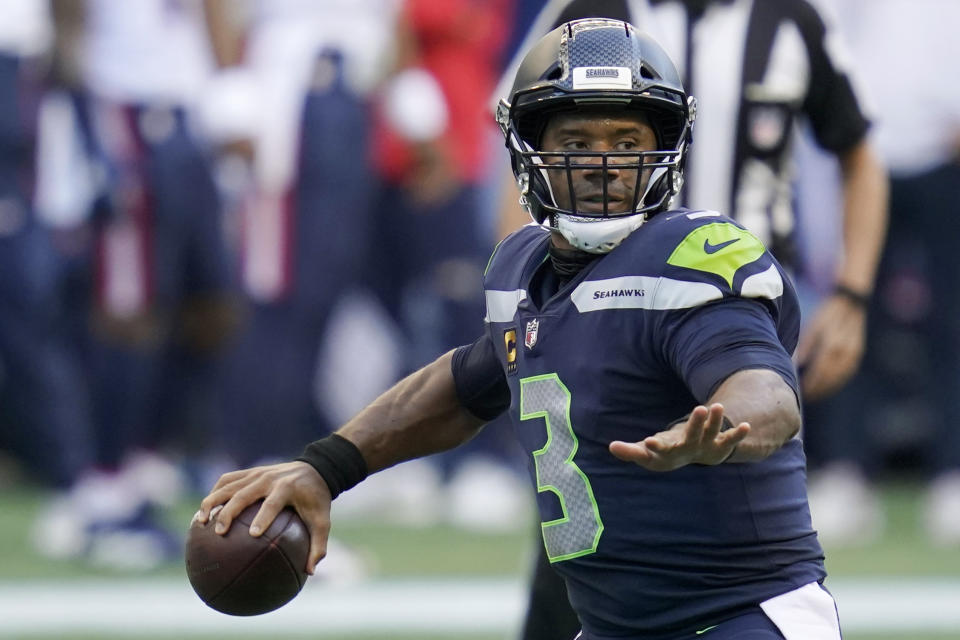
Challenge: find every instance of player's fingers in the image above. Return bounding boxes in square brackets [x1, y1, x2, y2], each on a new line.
[197, 475, 256, 523]
[609, 440, 651, 463]
[643, 435, 676, 454]
[198, 488, 234, 523]
[720, 422, 751, 446]
[681, 405, 710, 444]
[248, 494, 286, 538]
[198, 465, 267, 512]
[207, 467, 254, 494]
[685, 405, 709, 429]
[193, 503, 223, 527]
[214, 485, 267, 535]
[613, 441, 674, 471]
[304, 520, 331, 575]
[700, 403, 725, 443]
[287, 498, 332, 575]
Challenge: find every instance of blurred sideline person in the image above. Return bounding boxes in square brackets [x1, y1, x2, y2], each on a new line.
[31, 0, 237, 569]
[198, 20, 842, 640]
[195, 1, 412, 580]
[802, 0, 960, 547]
[199, 0, 396, 475]
[495, 2, 888, 636]
[0, 2, 96, 500]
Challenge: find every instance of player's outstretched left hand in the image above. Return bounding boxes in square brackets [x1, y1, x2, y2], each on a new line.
[609, 403, 749, 471]
[195, 461, 333, 575]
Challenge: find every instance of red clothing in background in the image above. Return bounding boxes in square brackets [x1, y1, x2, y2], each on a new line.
[375, 0, 511, 184]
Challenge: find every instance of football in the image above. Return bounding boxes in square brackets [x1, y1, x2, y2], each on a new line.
[185, 500, 310, 616]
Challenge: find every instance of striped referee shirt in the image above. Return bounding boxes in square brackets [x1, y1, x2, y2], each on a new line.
[498, 0, 870, 269]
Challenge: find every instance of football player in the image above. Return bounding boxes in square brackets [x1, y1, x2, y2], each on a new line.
[197, 19, 838, 639]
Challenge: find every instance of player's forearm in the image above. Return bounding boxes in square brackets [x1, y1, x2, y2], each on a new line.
[835, 139, 889, 295]
[710, 369, 801, 462]
[337, 350, 486, 474]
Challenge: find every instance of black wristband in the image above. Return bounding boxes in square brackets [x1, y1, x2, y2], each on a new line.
[295, 433, 368, 500]
[833, 283, 870, 309]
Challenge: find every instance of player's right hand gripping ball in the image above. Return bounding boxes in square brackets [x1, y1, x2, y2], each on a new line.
[185, 500, 309, 615]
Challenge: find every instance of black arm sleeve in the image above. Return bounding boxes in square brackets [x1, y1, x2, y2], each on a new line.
[451, 334, 511, 421]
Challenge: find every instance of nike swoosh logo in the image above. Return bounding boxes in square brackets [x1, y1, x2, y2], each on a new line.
[703, 238, 740, 254]
[695, 624, 719, 635]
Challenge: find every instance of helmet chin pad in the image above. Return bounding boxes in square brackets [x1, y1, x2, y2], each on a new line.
[556, 213, 648, 254]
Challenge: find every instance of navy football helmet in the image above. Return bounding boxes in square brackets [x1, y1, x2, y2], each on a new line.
[498, 18, 696, 253]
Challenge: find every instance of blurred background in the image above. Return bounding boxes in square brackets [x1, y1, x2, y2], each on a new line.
[0, 0, 958, 638]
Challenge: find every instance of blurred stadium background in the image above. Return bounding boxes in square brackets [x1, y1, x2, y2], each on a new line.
[2, 0, 960, 639]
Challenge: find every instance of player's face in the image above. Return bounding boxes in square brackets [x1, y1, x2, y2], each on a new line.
[539, 109, 658, 215]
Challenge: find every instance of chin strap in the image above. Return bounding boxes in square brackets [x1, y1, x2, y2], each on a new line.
[549, 241, 600, 280]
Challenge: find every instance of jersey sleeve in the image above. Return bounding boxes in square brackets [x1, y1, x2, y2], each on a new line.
[650, 213, 801, 402]
[451, 334, 511, 421]
[794, 0, 871, 152]
[660, 298, 800, 403]
[658, 217, 797, 345]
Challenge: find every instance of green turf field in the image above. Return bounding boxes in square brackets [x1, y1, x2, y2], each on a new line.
[2, 482, 959, 639]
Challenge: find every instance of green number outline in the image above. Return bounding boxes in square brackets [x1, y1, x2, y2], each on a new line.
[520, 373, 604, 562]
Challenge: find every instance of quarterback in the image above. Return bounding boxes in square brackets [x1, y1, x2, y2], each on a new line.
[197, 19, 839, 640]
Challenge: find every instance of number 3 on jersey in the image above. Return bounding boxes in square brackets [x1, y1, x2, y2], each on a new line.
[520, 374, 604, 562]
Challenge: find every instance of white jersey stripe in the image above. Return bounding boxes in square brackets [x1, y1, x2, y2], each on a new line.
[484, 289, 527, 323]
[741, 264, 784, 300]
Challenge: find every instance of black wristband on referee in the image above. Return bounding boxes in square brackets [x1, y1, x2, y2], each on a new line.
[833, 283, 870, 309]
[295, 433, 368, 500]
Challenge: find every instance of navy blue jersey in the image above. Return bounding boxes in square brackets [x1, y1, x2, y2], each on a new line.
[481, 210, 824, 638]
